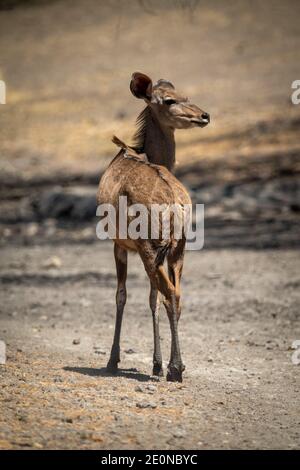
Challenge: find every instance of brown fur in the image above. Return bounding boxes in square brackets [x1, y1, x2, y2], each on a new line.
[97, 72, 209, 381]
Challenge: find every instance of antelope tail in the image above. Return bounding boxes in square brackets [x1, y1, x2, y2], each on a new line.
[112, 135, 128, 149]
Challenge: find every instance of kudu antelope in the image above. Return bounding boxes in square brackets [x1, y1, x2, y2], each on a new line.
[97, 72, 210, 382]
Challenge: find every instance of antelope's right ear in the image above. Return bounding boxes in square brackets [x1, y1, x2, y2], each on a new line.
[130, 72, 152, 100]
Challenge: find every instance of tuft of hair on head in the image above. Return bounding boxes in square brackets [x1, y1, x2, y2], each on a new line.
[111, 135, 128, 149]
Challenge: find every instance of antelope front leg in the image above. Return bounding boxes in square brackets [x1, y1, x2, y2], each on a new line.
[138, 243, 184, 382]
[149, 284, 163, 376]
[155, 265, 184, 382]
[164, 293, 184, 382]
[167, 253, 185, 377]
[107, 244, 127, 372]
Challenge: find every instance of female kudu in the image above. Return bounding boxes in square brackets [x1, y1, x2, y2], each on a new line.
[97, 72, 209, 381]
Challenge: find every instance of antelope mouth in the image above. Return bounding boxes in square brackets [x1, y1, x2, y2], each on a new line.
[190, 118, 210, 128]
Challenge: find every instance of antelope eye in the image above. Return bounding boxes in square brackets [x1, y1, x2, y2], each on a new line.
[164, 98, 176, 105]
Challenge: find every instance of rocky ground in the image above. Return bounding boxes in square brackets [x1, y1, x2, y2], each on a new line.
[0, 244, 300, 450]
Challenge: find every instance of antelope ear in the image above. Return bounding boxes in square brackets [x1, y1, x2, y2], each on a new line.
[130, 72, 152, 100]
[156, 79, 175, 90]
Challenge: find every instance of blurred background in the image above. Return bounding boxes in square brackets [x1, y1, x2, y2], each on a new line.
[0, 0, 300, 246]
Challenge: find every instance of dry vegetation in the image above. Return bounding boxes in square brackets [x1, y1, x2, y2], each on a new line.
[0, 0, 300, 179]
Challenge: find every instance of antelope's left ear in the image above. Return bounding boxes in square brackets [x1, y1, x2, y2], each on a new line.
[130, 72, 152, 100]
[155, 79, 175, 90]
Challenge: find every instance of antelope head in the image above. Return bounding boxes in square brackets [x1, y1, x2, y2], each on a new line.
[130, 72, 210, 130]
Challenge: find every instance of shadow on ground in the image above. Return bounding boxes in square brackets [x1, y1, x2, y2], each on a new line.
[63, 366, 153, 382]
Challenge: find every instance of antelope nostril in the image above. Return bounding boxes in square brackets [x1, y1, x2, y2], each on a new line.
[201, 112, 210, 121]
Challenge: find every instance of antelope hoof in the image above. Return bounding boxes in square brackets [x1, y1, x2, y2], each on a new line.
[152, 363, 164, 377]
[106, 360, 119, 373]
[166, 365, 183, 382]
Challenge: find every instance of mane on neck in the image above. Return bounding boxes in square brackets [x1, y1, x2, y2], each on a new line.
[131, 106, 176, 171]
[132, 106, 152, 153]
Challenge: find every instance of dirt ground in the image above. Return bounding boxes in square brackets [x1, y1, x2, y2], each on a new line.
[0, 0, 300, 451]
[0, 244, 299, 450]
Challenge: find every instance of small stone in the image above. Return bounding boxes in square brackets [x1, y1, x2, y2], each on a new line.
[80, 298, 92, 308]
[150, 375, 160, 382]
[80, 431, 92, 440]
[91, 433, 103, 443]
[93, 346, 106, 355]
[206, 272, 222, 279]
[136, 402, 157, 409]
[42, 256, 62, 269]
[172, 429, 186, 438]
[135, 385, 144, 393]
[30, 302, 41, 310]
[17, 414, 27, 422]
[53, 376, 64, 383]
[145, 384, 157, 392]
[72, 338, 80, 345]
[33, 443, 43, 449]
[3, 227, 12, 237]
[124, 348, 136, 354]
[26, 223, 39, 237]
[94, 349, 106, 355]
